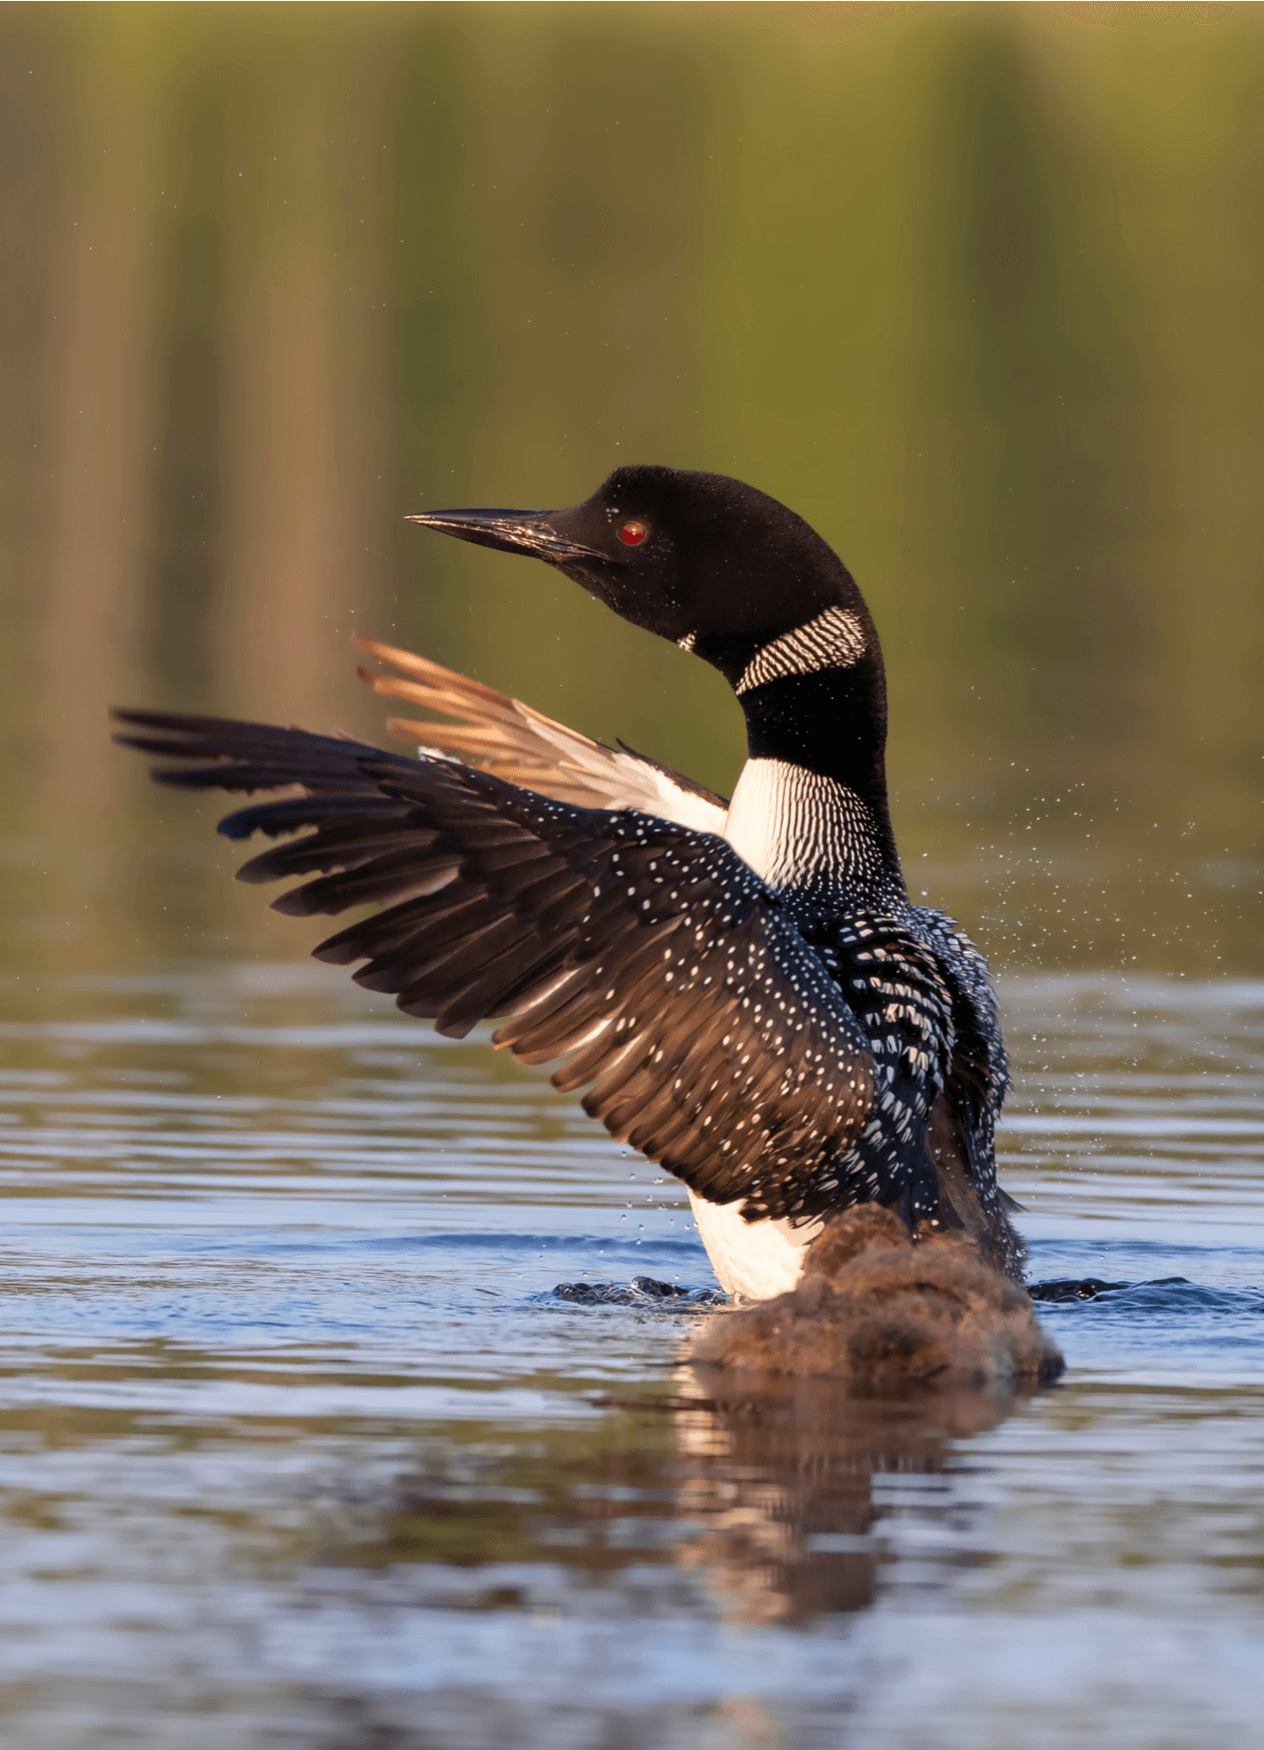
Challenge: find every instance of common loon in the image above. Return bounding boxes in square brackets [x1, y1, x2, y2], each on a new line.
[115, 465, 1025, 1305]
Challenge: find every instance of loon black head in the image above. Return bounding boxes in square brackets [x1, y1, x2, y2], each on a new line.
[412, 467, 876, 675]
[410, 466, 892, 819]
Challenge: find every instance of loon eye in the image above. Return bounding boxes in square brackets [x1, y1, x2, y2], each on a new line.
[618, 520, 648, 547]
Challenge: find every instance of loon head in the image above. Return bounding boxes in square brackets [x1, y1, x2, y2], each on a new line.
[410, 465, 879, 695]
[411, 466, 892, 828]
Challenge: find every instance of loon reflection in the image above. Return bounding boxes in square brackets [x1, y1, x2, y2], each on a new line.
[328, 1373, 1047, 1629]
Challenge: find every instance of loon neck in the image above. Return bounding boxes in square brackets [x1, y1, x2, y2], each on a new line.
[723, 757, 905, 913]
[730, 660, 903, 899]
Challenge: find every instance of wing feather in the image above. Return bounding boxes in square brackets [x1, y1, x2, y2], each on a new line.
[357, 638, 730, 835]
[113, 707, 880, 1224]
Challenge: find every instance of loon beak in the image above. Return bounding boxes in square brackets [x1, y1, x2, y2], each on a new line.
[408, 507, 609, 567]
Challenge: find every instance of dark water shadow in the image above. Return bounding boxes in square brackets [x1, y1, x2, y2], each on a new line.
[1029, 1275, 1132, 1302]
[551, 1273, 726, 1307]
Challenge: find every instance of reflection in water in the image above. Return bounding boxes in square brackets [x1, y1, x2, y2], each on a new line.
[329, 1370, 1048, 1633]
[669, 1369, 1042, 1627]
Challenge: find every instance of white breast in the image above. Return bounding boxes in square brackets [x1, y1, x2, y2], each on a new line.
[722, 755, 893, 909]
[688, 1190, 819, 1302]
[721, 757, 803, 885]
[696, 761, 881, 1300]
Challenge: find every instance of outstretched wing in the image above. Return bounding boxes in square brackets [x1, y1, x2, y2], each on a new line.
[113, 709, 875, 1225]
[357, 638, 730, 834]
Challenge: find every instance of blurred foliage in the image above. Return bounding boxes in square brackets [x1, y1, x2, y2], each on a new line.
[0, 1, 1260, 983]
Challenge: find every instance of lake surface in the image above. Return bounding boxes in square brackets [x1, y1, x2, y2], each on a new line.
[2, 959, 1261, 1749]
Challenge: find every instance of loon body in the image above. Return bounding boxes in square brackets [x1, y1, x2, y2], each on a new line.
[116, 466, 1024, 1300]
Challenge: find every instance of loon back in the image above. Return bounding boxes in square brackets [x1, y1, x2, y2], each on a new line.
[115, 465, 1024, 1296]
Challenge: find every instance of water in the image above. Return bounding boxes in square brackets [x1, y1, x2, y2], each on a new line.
[1, 960, 1261, 1748]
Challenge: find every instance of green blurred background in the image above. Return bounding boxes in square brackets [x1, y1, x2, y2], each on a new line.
[1, 0, 1260, 986]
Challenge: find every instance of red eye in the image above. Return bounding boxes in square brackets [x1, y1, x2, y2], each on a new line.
[618, 520, 647, 546]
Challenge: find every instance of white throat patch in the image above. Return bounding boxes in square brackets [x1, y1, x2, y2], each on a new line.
[735, 604, 866, 696]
